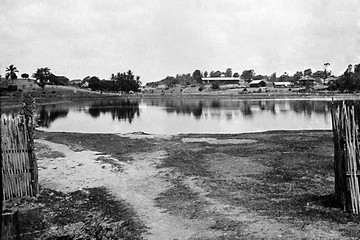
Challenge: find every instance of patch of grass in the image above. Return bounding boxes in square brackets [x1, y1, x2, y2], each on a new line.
[16, 187, 147, 239]
[95, 156, 124, 172]
[35, 142, 66, 158]
[161, 131, 360, 238]
[155, 178, 209, 219]
[210, 218, 247, 232]
[35, 131, 155, 162]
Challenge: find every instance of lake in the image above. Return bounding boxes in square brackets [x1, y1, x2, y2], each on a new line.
[2, 97, 356, 134]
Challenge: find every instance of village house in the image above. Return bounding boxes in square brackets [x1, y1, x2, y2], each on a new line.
[273, 82, 295, 88]
[202, 77, 241, 85]
[299, 76, 316, 86]
[249, 80, 267, 88]
[69, 79, 82, 85]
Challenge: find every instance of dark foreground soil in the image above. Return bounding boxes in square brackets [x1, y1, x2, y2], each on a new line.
[3, 130, 360, 239]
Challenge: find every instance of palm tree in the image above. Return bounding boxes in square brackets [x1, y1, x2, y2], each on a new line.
[127, 70, 134, 80]
[33, 67, 51, 90]
[324, 63, 331, 78]
[5, 64, 19, 83]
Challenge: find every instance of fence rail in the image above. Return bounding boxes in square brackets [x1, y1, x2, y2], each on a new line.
[331, 101, 360, 214]
[1, 115, 38, 202]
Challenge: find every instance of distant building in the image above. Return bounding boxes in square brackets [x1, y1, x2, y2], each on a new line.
[249, 80, 267, 88]
[323, 76, 338, 85]
[202, 77, 240, 85]
[157, 84, 167, 89]
[81, 82, 89, 88]
[273, 82, 294, 88]
[299, 76, 316, 86]
[69, 79, 82, 86]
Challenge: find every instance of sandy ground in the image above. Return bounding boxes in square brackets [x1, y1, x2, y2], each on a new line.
[36, 139, 220, 239]
[34, 133, 356, 240]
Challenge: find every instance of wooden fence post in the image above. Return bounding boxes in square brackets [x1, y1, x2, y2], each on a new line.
[1, 210, 20, 240]
[331, 101, 360, 214]
[1, 115, 38, 201]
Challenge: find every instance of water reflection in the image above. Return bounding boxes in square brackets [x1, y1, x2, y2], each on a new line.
[1, 97, 359, 134]
[141, 98, 333, 118]
[86, 99, 140, 123]
[35, 99, 140, 128]
[37, 105, 69, 127]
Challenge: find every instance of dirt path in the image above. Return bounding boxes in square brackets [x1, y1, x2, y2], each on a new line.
[35, 135, 354, 240]
[36, 139, 219, 240]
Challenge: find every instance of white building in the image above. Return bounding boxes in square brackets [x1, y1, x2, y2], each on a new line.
[273, 82, 295, 88]
[202, 77, 240, 85]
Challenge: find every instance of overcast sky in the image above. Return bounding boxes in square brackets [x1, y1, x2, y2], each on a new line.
[1, 0, 359, 83]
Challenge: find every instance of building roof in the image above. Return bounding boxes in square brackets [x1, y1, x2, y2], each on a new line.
[249, 80, 266, 84]
[202, 77, 240, 81]
[273, 81, 294, 85]
[70, 79, 82, 83]
[299, 76, 315, 81]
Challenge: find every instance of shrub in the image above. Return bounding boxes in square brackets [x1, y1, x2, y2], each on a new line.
[211, 82, 220, 90]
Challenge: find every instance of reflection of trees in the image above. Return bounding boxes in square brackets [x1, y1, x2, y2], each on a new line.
[37, 105, 69, 128]
[141, 98, 358, 122]
[241, 102, 253, 116]
[291, 101, 330, 117]
[192, 102, 203, 119]
[86, 99, 140, 123]
[211, 100, 220, 108]
[146, 98, 204, 119]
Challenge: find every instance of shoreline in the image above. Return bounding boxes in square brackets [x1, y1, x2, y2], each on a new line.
[1, 92, 360, 109]
[8, 129, 357, 239]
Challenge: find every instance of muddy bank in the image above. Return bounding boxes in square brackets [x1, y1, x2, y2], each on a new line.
[5, 130, 359, 239]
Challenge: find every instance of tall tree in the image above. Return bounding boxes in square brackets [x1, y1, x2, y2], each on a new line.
[21, 73, 29, 80]
[192, 69, 203, 84]
[354, 63, 360, 74]
[210, 71, 222, 77]
[292, 71, 303, 82]
[33, 67, 51, 90]
[5, 64, 19, 83]
[304, 68, 312, 76]
[225, 68, 232, 77]
[241, 70, 255, 82]
[269, 72, 277, 82]
[323, 63, 331, 78]
[87, 76, 102, 91]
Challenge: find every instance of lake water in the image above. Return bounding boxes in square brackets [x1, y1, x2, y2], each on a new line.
[2, 97, 355, 134]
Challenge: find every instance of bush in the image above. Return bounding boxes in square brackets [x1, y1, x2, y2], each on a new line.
[211, 82, 220, 90]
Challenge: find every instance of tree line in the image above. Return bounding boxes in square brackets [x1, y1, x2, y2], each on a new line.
[4, 65, 69, 90]
[3, 65, 141, 93]
[328, 64, 360, 92]
[85, 70, 141, 93]
[148, 62, 360, 93]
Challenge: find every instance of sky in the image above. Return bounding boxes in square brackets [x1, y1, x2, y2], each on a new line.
[1, 0, 359, 83]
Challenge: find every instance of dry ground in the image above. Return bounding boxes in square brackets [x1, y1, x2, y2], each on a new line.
[4, 130, 360, 239]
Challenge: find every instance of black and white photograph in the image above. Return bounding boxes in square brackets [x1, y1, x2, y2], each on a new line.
[1, 0, 360, 239]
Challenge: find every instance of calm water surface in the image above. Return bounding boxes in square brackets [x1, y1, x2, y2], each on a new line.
[2, 98, 351, 134]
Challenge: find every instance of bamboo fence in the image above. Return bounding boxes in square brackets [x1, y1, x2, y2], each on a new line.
[1, 115, 38, 202]
[331, 101, 360, 214]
